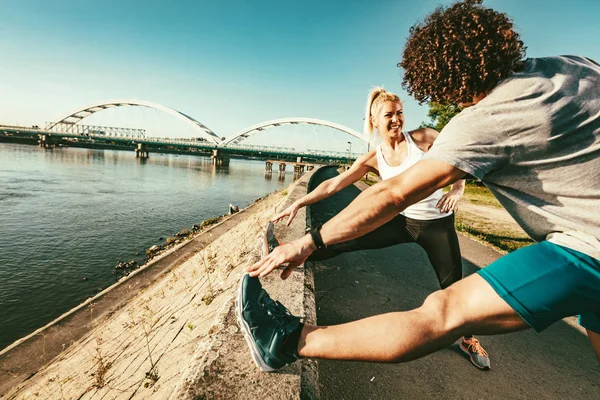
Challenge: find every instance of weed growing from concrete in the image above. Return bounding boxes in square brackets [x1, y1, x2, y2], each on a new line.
[201, 251, 215, 305]
[92, 337, 112, 389]
[141, 306, 160, 388]
[88, 303, 112, 389]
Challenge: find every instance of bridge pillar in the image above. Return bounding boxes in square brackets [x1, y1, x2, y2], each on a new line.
[211, 149, 230, 166]
[296, 156, 303, 163]
[278, 162, 286, 172]
[135, 143, 149, 158]
[37, 133, 57, 148]
[307, 165, 314, 171]
[265, 161, 273, 171]
[293, 164, 305, 175]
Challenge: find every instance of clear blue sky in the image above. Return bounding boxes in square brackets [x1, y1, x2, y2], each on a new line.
[1, 0, 599, 152]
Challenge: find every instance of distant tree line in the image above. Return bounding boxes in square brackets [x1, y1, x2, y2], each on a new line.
[419, 102, 461, 132]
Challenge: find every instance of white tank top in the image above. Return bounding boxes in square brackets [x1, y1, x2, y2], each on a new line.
[376, 132, 451, 220]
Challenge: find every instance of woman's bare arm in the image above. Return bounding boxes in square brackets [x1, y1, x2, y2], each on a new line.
[272, 150, 378, 225]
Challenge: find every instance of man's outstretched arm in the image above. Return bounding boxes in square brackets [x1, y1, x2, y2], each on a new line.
[319, 159, 464, 246]
[247, 159, 465, 279]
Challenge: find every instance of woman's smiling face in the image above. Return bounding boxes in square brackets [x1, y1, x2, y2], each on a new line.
[372, 100, 404, 138]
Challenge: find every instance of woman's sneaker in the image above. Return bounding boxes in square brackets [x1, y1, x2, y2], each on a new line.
[261, 221, 280, 259]
[236, 274, 302, 371]
[460, 336, 491, 370]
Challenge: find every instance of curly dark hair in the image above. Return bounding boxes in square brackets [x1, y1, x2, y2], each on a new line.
[399, 0, 526, 104]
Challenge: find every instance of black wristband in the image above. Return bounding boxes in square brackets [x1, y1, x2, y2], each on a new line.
[309, 224, 326, 250]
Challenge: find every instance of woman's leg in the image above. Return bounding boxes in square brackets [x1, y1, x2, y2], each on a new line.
[412, 214, 462, 290]
[307, 214, 412, 261]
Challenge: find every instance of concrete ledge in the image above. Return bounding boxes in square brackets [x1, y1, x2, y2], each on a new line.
[0, 170, 319, 399]
[173, 173, 320, 399]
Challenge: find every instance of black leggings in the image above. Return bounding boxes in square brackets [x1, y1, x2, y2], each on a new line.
[308, 213, 462, 290]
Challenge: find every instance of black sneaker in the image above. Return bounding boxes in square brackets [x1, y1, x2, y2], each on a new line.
[261, 221, 280, 259]
[236, 274, 301, 371]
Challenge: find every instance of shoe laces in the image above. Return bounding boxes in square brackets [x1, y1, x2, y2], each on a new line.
[463, 337, 488, 357]
[260, 293, 295, 333]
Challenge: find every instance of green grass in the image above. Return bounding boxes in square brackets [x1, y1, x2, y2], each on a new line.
[200, 216, 222, 228]
[455, 222, 534, 253]
[462, 182, 502, 208]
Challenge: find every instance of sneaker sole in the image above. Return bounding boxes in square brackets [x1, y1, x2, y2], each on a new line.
[261, 221, 275, 259]
[459, 343, 490, 370]
[235, 275, 277, 372]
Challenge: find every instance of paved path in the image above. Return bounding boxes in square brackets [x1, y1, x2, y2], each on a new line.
[307, 167, 599, 400]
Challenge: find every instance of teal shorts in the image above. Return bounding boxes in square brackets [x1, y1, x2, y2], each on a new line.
[478, 241, 600, 333]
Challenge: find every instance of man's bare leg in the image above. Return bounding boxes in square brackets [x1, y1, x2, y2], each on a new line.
[587, 329, 600, 365]
[298, 274, 529, 362]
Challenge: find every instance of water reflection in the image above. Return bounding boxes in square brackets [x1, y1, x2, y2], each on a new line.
[87, 149, 105, 161]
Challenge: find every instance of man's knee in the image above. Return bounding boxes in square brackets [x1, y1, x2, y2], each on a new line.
[420, 286, 467, 336]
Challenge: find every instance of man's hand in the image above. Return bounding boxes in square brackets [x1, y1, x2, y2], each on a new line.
[246, 234, 316, 279]
[271, 202, 300, 226]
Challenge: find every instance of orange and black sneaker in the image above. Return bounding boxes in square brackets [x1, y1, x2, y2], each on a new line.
[460, 336, 491, 370]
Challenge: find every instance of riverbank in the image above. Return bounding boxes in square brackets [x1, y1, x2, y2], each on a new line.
[0, 172, 318, 399]
[0, 143, 293, 351]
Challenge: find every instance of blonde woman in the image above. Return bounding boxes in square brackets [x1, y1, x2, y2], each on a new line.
[270, 87, 490, 370]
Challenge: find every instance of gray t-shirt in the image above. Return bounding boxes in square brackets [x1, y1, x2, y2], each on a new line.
[424, 56, 600, 259]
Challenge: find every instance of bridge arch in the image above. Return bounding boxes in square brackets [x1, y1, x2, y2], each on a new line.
[222, 117, 367, 146]
[46, 99, 222, 145]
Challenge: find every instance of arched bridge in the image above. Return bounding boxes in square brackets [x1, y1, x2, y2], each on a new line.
[45, 99, 223, 145]
[45, 99, 367, 147]
[222, 117, 367, 146]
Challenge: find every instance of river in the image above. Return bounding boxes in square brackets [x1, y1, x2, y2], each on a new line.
[0, 143, 291, 350]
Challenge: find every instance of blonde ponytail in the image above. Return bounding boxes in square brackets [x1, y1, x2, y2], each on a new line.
[363, 87, 402, 136]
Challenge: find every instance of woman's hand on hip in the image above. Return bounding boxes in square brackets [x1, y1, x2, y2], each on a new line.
[436, 191, 461, 213]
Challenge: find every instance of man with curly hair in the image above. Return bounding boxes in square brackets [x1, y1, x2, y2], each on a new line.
[239, 0, 600, 371]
